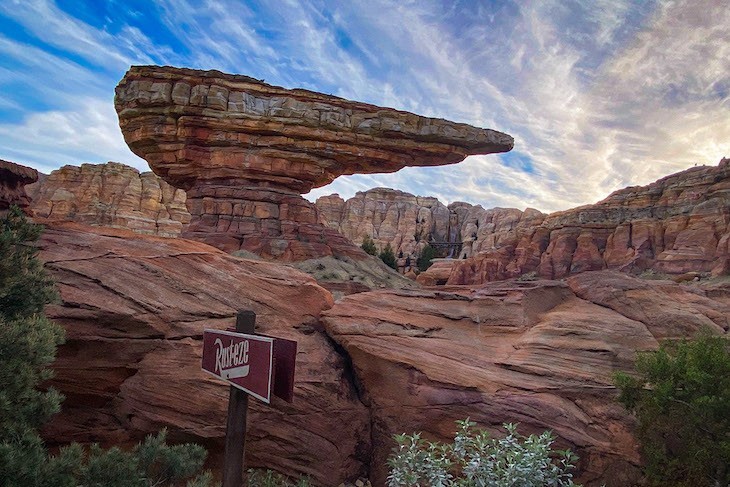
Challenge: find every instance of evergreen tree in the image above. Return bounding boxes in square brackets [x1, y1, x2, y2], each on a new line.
[615, 333, 730, 486]
[416, 244, 437, 272]
[0, 207, 212, 487]
[379, 243, 397, 269]
[361, 235, 377, 255]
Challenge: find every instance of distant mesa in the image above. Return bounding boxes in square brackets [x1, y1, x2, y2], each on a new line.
[114, 65, 513, 260]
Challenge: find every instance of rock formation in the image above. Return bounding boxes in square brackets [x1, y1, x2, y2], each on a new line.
[322, 271, 729, 486]
[37, 217, 729, 486]
[448, 159, 730, 284]
[114, 65, 513, 260]
[316, 188, 469, 259]
[38, 221, 368, 485]
[0, 159, 38, 214]
[28, 162, 189, 237]
[319, 159, 730, 284]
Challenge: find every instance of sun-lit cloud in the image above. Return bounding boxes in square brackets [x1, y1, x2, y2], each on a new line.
[0, 0, 727, 214]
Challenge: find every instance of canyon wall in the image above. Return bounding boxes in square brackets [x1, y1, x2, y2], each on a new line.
[318, 159, 730, 284]
[28, 162, 189, 237]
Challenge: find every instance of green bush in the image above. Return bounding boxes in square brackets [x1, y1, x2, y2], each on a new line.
[387, 419, 580, 486]
[615, 333, 730, 486]
[247, 469, 311, 486]
[361, 235, 377, 256]
[379, 243, 397, 270]
[0, 207, 213, 487]
[416, 244, 437, 272]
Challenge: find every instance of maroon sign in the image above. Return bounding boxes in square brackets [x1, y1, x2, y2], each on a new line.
[202, 329, 274, 403]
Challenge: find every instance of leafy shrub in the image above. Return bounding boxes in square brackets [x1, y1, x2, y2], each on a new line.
[615, 333, 730, 486]
[379, 243, 397, 269]
[0, 207, 213, 487]
[387, 419, 580, 487]
[361, 235, 377, 256]
[247, 469, 311, 486]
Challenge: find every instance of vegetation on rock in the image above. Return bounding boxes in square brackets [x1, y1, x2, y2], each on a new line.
[387, 419, 580, 486]
[379, 243, 397, 269]
[615, 333, 730, 487]
[416, 244, 437, 272]
[361, 235, 377, 255]
[0, 207, 212, 487]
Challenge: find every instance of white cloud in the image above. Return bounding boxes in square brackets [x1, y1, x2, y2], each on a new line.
[0, 97, 147, 174]
[0, 0, 727, 214]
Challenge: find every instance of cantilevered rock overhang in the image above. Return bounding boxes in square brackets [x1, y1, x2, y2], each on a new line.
[115, 65, 513, 260]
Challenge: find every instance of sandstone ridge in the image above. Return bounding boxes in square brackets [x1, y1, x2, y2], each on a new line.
[114, 65, 513, 260]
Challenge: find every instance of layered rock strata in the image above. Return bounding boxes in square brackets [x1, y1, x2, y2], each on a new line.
[28, 162, 189, 237]
[322, 270, 729, 486]
[320, 160, 730, 284]
[448, 159, 730, 283]
[38, 221, 368, 485]
[114, 65, 513, 260]
[0, 159, 38, 214]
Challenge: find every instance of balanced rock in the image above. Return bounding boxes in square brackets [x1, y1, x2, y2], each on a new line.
[28, 162, 189, 237]
[115, 65, 513, 259]
[0, 159, 38, 214]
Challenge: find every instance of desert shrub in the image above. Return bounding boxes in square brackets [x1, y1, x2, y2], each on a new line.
[416, 244, 437, 272]
[247, 469, 311, 486]
[387, 419, 580, 487]
[379, 243, 397, 269]
[361, 235, 377, 256]
[615, 333, 730, 486]
[0, 207, 212, 487]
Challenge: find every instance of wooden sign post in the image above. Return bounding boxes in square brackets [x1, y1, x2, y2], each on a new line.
[201, 310, 298, 487]
[223, 310, 255, 487]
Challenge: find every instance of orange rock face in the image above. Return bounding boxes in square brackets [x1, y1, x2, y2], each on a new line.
[0, 159, 38, 214]
[38, 221, 369, 485]
[448, 160, 730, 284]
[28, 162, 190, 237]
[114, 65, 513, 259]
[322, 270, 729, 486]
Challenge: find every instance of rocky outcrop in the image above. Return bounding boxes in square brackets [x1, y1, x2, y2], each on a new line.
[28, 162, 189, 237]
[322, 270, 729, 486]
[316, 188, 469, 259]
[0, 159, 38, 214]
[38, 221, 369, 485]
[114, 65, 512, 260]
[449, 159, 730, 284]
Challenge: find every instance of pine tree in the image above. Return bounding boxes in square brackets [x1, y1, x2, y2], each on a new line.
[361, 235, 377, 255]
[379, 243, 397, 269]
[417, 244, 437, 272]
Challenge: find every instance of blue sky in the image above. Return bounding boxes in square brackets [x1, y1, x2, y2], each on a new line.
[0, 0, 728, 213]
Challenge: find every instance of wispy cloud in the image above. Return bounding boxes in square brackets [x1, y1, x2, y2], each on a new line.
[0, 0, 727, 213]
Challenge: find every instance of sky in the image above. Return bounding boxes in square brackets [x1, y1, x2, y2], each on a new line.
[0, 0, 728, 213]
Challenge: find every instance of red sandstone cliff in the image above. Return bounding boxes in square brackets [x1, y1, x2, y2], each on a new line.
[0, 159, 38, 214]
[446, 158, 730, 284]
